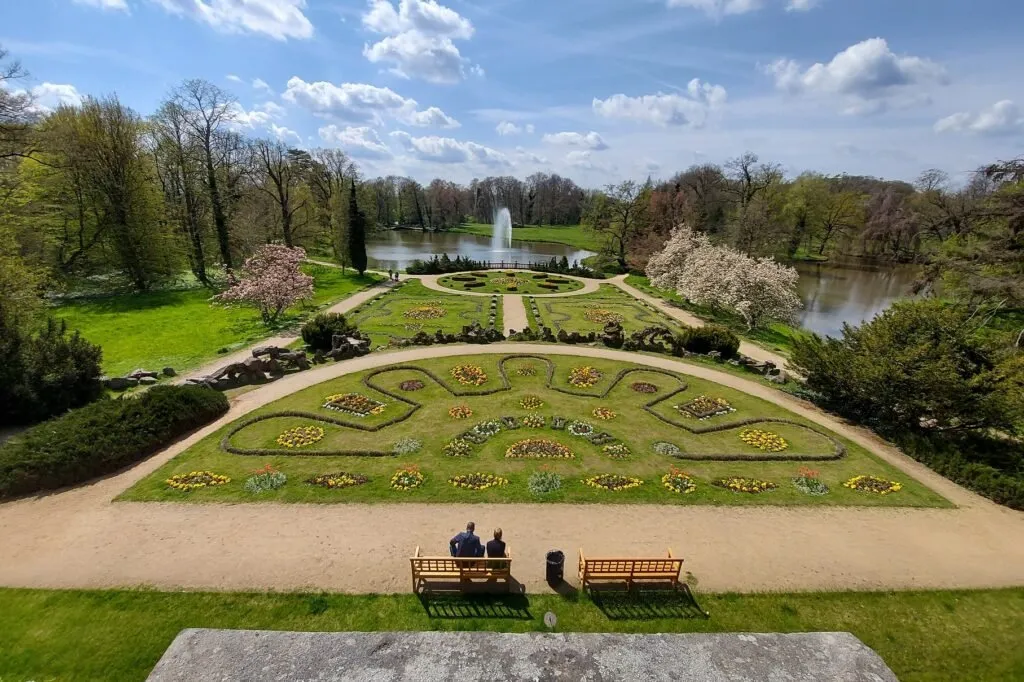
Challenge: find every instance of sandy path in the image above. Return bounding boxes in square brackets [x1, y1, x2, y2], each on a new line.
[2, 344, 1023, 595]
[503, 295, 528, 336]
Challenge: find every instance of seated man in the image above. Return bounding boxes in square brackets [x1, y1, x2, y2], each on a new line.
[486, 528, 506, 558]
[449, 521, 484, 557]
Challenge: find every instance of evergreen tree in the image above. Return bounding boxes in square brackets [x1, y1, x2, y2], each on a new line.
[347, 181, 368, 276]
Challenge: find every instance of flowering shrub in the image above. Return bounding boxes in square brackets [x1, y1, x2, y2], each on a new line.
[584, 307, 625, 324]
[593, 407, 617, 421]
[792, 467, 830, 495]
[404, 304, 447, 320]
[844, 475, 902, 495]
[451, 364, 487, 386]
[506, 438, 574, 459]
[517, 365, 538, 376]
[275, 425, 325, 448]
[631, 382, 659, 394]
[713, 477, 778, 494]
[392, 437, 422, 455]
[167, 471, 230, 492]
[520, 395, 544, 410]
[739, 429, 788, 453]
[522, 413, 546, 428]
[449, 473, 509, 491]
[244, 465, 287, 494]
[390, 465, 424, 491]
[528, 469, 563, 494]
[568, 420, 594, 437]
[399, 380, 425, 391]
[653, 441, 682, 457]
[603, 443, 631, 459]
[569, 366, 602, 388]
[662, 468, 697, 494]
[584, 474, 643, 492]
[307, 471, 369, 489]
[677, 396, 735, 420]
[448, 404, 473, 420]
[443, 438, 474, 457]
[214, 245, 313, 324]
[323, 393, 385, 417]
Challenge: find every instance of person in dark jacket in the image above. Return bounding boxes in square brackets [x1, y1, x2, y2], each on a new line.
[449, 521, 483, 557]
[486, 528, 507, 558]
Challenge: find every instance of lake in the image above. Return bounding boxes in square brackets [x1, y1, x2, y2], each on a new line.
[367, 230, 595, 271]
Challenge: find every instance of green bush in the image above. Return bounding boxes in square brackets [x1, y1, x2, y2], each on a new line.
[677, 325, 740, 359]
[0, 385, 229, 499]
[301, 313, 357, 352]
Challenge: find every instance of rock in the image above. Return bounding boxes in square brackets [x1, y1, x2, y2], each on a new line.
[767, 371, 788, 385]
[138, 376, 159, 386]
[105, 376, 135, 391]
[129, 368, 159, 379]
[162, 367, 176, 377]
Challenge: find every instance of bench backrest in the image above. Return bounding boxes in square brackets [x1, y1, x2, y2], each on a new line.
[584, 558, 682, 575]
[411, 547, 512, 577]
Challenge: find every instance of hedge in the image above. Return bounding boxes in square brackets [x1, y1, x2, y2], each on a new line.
[0, 385, 229, 499]
[677, 325, 741, 359]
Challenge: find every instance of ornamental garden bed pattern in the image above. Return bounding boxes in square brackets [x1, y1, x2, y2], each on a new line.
[124, 354, 945, 508]
[532, 286, 687, 335]
[437, 271, 585, 295]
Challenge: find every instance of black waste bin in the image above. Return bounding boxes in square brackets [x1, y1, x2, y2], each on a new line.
[546, 550, 565, 583]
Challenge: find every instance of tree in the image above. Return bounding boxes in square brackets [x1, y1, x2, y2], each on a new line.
[584, 180, 651, 268]
[347, 181, 368, 276]
[249, 139, 306, 247]
[215, 245, 313, 324]
[646, 225, 711, 291]
[308, 148, 355, 266]
[0, 47, 36, 161]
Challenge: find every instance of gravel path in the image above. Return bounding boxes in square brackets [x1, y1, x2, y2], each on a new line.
[2, 345, 1023, 595]
[502, 295, 528, 336]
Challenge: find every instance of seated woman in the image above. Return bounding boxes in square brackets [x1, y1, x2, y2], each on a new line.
[486, 528, 506, 558]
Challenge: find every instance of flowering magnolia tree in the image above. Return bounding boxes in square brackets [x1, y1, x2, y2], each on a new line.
[646, 225, 801, 329]
[215, 245, 314, 324]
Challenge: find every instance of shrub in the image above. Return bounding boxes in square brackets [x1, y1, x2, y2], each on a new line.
[528, 469, 563, 494]
[301, 313, 357, 352]
[676, 325, 740, 359]
[0, 385, 229, 499]
[392, 437, 422, 455]
[244, 465, 287, 494]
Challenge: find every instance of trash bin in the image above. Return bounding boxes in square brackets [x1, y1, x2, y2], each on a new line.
[545, 550, 565, 583]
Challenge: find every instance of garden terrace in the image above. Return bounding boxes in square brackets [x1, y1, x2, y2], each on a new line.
[124, 354, 944, 507]
[529, 286, 688, 336]
[437, 271, 585, 295]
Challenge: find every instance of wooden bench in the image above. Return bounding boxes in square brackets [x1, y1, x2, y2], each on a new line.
[578, 548, 684, 590]
[410, 546, 512, 593]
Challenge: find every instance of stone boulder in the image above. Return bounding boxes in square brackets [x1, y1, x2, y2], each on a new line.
[138, 376, 159, 386]
[162, 367, 176, 377]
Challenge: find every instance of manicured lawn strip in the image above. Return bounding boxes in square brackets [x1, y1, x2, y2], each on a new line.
[437, 271, 585, 295]
[534, 285, 689, 336]
[453, 223, 610, 253]
[122, 354, 947, 507]
[1, 587, 1021, 682]
[346, 279, 502, 348]
[52, 266, 382, 376]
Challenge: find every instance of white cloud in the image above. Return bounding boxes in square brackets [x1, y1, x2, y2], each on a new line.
[666, 0, 763, 16]
[361, 0, 478, 84]
[256, 100, 286, 117]
[566, 150, 596, 169]
[283, 77, 459, 128]
[390, 131, 510, 166]
[496, 121, 526, 135]
[319, 125, 393, 158]
[271, 123, 302, 145]
[594, 79, 726, 127]
[514, 146, 547, 164]
[229, 100, 284, 128]
[542, 131, 609, 150]
[226, 74, 243, 83]
[150, 0, 313, 40]
[765, 38, 947, 114]
[252, 78, 272, 92]
[28, 83, 84, 112]
[72, 0, 128, 10]
[786, 0, 819, 10]
[935, 100, 1024, 136]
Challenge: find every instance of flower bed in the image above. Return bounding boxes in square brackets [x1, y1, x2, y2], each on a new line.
[844, 475, 902, 495]
[792, 467, 830, 495]
[520, 395, 544, 409]
[583, 307, 625, 324]
[713, 477, 778, 494]
[167, 471, 230, 492]
[307, 471, 369, 489]
[449, 473, 509, 491]
[493, 277, 524, 288]
[392, 437, 422, 455]
[739, 428, 789, 453]
[448, 404, 473, 420]
[567, 420, 594, 437]
[584, 474, 643, 492]
[391, 465, 424, 491]
[631, 382, 659, 394]
[443, 438, 474, 457]
[516, 365, 538, 376]
[662, 468, 697, 494]
[451, 364, 488, 386]
[275, 425, 325, 449]
[653, 441, 682, 457]
[568, 366, 602, 388]
[603, 443, 631, 459]
[587, 432, 616, 446]
[323, 393, 386, 417]
[677, 395, 735, 420]
[528, 469, 562, 494]
[404, 304, 447, 320]
[522, 413, 545, 428]
[470, 420, 502, 438]
[593, 407, 616, 421]
[551, 416, 568, 430]
[506, 438, 574, 459]
[399, 380, 425, 392]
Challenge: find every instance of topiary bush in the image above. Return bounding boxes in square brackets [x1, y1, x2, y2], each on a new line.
[0, 385, 229, 499]
[676, 325, 740, 359]
[301, 313, 357, 352]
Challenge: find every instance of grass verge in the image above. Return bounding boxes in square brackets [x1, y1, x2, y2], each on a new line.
[453, 223, 610, 253]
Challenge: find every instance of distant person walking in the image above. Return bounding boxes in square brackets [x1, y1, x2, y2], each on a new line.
[486, 528, 506, 558]
[449, 521, 483, 557]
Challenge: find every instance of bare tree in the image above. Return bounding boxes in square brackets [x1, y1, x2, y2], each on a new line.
[0, 47, 37, 160]
[249, 139, 305, 247]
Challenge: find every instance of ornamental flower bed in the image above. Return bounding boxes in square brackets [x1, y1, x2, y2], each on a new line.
[653, 441, 682, 457]
[844, 475, 903, 495]
[443, 438, 474, 457]
[713, 477, 778, 494]
[449, 473, 509, 491]
[399, 379, 425, 391]
[662, 468, 697, 494]
[244, 465, 287, 494]
[603, 443, 631, 459]
[568, 366, 602, 388]
[587, 432, 616, 446]
[493, 277, 524, 288]
[391, 465, 424, 491]
[323, 393, 386, 417]
[631, 382, 659, 394]
[500, 416, 521, 430]
[275, 425, 325, 449]
[584, 307, 625, 324]
[520, 395, 544, 409]
[451, 364, 488, 386]
[676, 395, 735, 420]
[551, 416, 568, 430]
[469, 420, 502, 439]
[306, 471, 369, 489]
[568, 420, 595, 437]
[404, 304, 447, 320]
[528, 468, 562, 495]
[584, 474, 643, 492]
[516, 365, 538, 376]
[793, 467, 830, 496]
[522, 413, 546, 428]
[506, 438, 574, 459]
[167, 471, 230, 492]
[739, 428, 789, 453]
[593, 407, 617, 421]
[448, 404, 473, 420]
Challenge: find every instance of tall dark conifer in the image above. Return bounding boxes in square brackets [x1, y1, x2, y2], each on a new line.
[347, 182, 368, 276]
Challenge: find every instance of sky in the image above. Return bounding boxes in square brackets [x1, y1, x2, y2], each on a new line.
[3, 0, 1023, 187]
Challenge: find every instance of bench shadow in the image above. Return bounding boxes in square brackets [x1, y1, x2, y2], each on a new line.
[587, 582, 710, 621]
[417, 581, 533, 620]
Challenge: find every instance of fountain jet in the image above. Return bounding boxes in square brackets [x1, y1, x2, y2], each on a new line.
[492, 207, 512, 252]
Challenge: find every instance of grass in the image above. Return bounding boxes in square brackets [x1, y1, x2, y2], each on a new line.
[51, 265, 382, 377]
[530, 284, 689, 336]
[122, 353, 946, 508]
[346, 279, 502, 348]
[453, 222, 610, 254]
[624, 275, 808, 356]
[1, 586, 1022, 681]
[438, 270, 585, 295]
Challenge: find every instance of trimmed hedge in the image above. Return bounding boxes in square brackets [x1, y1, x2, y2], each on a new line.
[0, 385, 229, 499]
[677, 325, 741, 359]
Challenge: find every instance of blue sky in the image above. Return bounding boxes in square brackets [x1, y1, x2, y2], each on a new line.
[3, 0, 1023, 186]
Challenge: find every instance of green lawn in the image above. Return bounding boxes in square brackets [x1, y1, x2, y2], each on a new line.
[530, 285, 689, 336]
[52, 265, 382, 376]
[346, 279, 502, 348]
[1, 587, 1021, 681]
[438, 270, 585, 295]
[122, 353, 946, 508]
[454, 223, 610, 253]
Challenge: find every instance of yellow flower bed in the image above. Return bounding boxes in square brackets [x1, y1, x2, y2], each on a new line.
[583, 474, 643, 492]
[593, 407, 617, 420]
[275, 425, 325, 448]
[391, 465, 424, 491]
[844, 475, 902, 495]
[662, 469, 697, 494]
[404, 304, 447, 320]
[451, 364, 488, 386]
[520, 395, 544, 409]
[448, 404, 473, 419]
[713, 476, 777, 494]
[522, 413, 546, 428]
[739, 428, 789, 452]
[323, 393, 386, 417]
[568, 366, 602, 388]
[306, 472, 369, 489]
[449, 473, 509, 491]
[167, 471, 230, 492]
[584, 307, 625, 324]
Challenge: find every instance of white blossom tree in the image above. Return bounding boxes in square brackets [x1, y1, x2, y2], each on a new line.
[645, 225, 711, 291]
[215, 245, 314, 324]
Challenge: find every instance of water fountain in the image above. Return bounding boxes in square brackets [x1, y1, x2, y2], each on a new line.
[491, 207, 512, 253]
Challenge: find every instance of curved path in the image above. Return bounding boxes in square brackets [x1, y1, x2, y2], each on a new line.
[2, 345, 1023, 595]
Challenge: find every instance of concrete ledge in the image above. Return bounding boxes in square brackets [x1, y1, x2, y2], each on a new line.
[147, 629, 898, 681]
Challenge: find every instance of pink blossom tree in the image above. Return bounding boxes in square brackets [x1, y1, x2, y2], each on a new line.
[215, 245, 314, 324]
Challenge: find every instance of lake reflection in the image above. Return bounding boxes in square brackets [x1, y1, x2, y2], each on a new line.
[367, 230, 595, 271]
[794, 261, 919, 338]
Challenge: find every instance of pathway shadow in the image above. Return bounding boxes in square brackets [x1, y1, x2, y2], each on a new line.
[588, 583, 709, 621]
